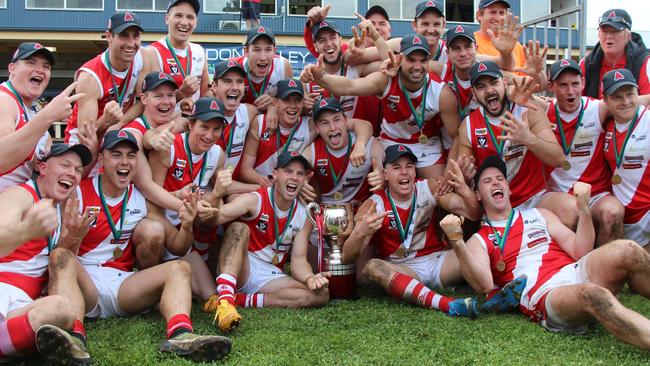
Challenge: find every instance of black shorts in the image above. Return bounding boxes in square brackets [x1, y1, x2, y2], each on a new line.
[241, 1, 260, 20]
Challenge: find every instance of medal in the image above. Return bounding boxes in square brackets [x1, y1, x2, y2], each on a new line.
[611, 174, 622, 185]
[418, 133, 428, 144]
[334, 191, 343, 201]
[395, 246, 407, 258]
[484, 210, 515, 273]
[554, 99, 585, 164]
[562, 161, 571, 171]
[400, 76, 429, 143]
[113, 247, 123, 259]
[272, 254, 279, 265]
[496, 259, 506, 272]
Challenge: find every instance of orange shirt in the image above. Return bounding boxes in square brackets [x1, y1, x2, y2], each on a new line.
[474, 30, 527, 71]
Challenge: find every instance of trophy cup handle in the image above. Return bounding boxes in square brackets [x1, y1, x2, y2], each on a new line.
[306, 202, 321, 228]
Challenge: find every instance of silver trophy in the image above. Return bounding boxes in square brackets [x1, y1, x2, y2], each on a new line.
[307, 202, 356, 300]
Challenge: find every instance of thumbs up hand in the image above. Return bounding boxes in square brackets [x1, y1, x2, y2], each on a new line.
[367, 158, 384, 192]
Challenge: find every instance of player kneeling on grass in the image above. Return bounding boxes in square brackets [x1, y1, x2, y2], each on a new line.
[50, 130, 231, 362]
[341, 144, 481, 318]
[201, 151, 330, 315]
[0, 144, 92, 364]
[440, 156, 650, 350]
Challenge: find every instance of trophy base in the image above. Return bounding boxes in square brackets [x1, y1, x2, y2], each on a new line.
[327, 262, 356, 300]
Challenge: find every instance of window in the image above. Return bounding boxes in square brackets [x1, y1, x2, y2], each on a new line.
[116, 0, 167, 11]
[289, 0, 356, 17]
[446, 0, 475, 23]
[26, 0, 102, 9]
[0, 0, 6, 8]
[204, 0, 276, 15]
[367, 0, 417, 21]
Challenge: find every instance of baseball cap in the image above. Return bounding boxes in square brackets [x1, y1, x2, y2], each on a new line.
[245, 26, 275, 46]
[43, 143, 92, 167]
[213, 59, 246, 80]
[101, 130, 139, 151]
[365, 5, 390, 21]
[474, 155, 507, 187]
[400, 33, 431, 57]
[602, 68, 638, 96]
[311, 20, 340, 40]
[445, 24, 475, 46]
[167, 0, 200, 14]
[548, 59, 582, 81]
[142, 72, 178, 92]
[276, 78, 304, 100]
[383, 144, 418, 167]
[11, 42, 55, 65]
[598, 9, 632, 31]
[107, 11, 143, 34]
[276, 150, 311, 170]
[470, 61, 502, 85]
[188, 96, 227, 121]
[478, 0, 510, 9]
[415, 1, 444, 18]
[312, 97, 343, 121]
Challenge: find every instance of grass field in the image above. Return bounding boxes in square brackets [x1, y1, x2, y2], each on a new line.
[8, 287, 650, 365]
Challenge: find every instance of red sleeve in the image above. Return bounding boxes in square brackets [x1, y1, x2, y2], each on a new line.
[638, 57, 650, 96]
[304, 22, 318, 58]
[579, 58, 587, 96]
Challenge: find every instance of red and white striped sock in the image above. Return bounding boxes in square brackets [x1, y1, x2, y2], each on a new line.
[166, 314, 193, 339]
[0, 314, 36, 358]
[216, 273, 237, 304]
[234, 293, 265, 308]
[387, 272, 452, 312]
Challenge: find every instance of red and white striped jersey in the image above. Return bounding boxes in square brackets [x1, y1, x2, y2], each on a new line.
[369, 180, 444, 261]
[242, 187, 307, 269]
[472, 209, 574, 312]
[546, 97, 610, 196]
[254, 115, 312, 178]
[309, 133, 372, 204]
[217, 104, 251, 181]
[76, 176, 148, 271]
[604, 106, 650, 224]
[0, 181, 61, 299]
[233, 55, 287, 105]
[65, 50, 144, 143]
[121, 116, 149, 137]
[379, 74, 446, 144]
[0, 82, 48, 192]
[465, 104, 545, 207]
[440, 64, 477, 121]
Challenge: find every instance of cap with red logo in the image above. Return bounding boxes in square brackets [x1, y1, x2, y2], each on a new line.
[400, 33, 431, 57]
[245, 26, 276, 46]
[470, 61, 502, 85]
[275, 78, 304, 100]
[167, 0, 200, 14]
[142, 71, 178, 92]
[383, 144, 418, 166]
[548, 59, 582, 81]
[213, 59, 246, 81]
[311, 20, 340, 40]
[11, 42, 55, 65]
[598, 9, 632, 31]
[312, 97, 343, 122]
[602, 68, 638, 96]
[275, 150, 311, 170]
[101, 129, 139, 152]
[107, 11, 143, 34]
[445, 24, 475, 46]
[415, 0, 444, 18]
[187, 96, 227, 122]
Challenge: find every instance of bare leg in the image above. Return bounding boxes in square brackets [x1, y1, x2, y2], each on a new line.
[587, 239, 650, 297]
[258, 277, 329, 308]
[181, 251, 216, 301]
[363, 258, 420, 289]
[218, 223, 249, 279]
[438, 251, 465, 288]
[48, 248, 99, 318]
[132, 218, 165, 269]
[591, 195, 625, 246]
[7, 296, 75, 331]
[537, 192, 579, 230]
[355, 244, 376, 285]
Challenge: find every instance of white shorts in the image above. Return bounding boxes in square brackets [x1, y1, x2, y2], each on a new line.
[378, 136, 445, 169]
[624, 210, 650, 247]
[589, 191, 610, 207]
[0, 283, 32, 320]
[84, 265, 134, 319]
[391, 251, 448, 290]
[514, 189, 548, 211]
[239, 253, 288, 294]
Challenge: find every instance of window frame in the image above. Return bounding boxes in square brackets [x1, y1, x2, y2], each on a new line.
[288, 0, 358, 19]
[25, 0, 104, 11]
[115, 0, 167, 12]
[202, 0, 278, 16]
[444, 0, 480, 25]
[0, 0, 6, 9]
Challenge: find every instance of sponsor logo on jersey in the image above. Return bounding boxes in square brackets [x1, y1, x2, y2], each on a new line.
[477, 136, 488, 148]
[176, 159, 187, 168]
[166, 59, 180, 75]
[387, 95, 400, 111]
[260, 213, 269, 221]
[319, 167, 328, 176]
[88, 206, 101, 227]
[317, 159, 329, 167]
[527, 229, 546, 239]
[527, 237, 547, 248]
[523, 217, 540, 225]
[127, 208, 142, 215]
[261, 128, 271, 141]
[475, 128, 487, 135]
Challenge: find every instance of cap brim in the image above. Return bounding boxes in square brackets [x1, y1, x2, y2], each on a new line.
[276, 89, 304, 100]
[471, 72, 502, 85]
[194, 112, 226, 122]
[144, 79, 178, 92]
[480, 0, 510, 9]
[277, 155, 311, 170]
[215, 65, 246, 79]
[16, 49, 56, 66]
[447, 33, 475, 46]
[549, 66, 582, 81]
[246, 33, 275, 45]
[383, 151, 418, 166]
[313, 105, 342, 121]
[599, 21, 627, 31]
[604, 81, 638, 96]
[402, 46, 431, 57]
[111, 23, 144, 34]
[102, 139, 139, 152]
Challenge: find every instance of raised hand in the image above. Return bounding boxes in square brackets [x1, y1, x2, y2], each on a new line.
[380, 51, 402, 78]
[355, 12, 380, 41]
[457, 155, 477, 184]
[254, 93, 275, 113]
[367, 158, 384, 192]
[299, 171, 317, 205]
[180, 97, 194, 114]
[150, 124, 175, 151]
[350, 138, 367, 167]
[514, 40, 549, 78]
[300, 55, 326, 84]
[439, 214, 464, 242]
[213, 167, 233, 199]
[41, 82, 85, 123]
[347, 26, 368, 63]
[488, 12, 523, 56]
[179, 75, 200, 98]
[445, 159, 472, 196]
[497, 111, 535, 146]
[25, 198, 59, 240]
[355, 200, 387, 237]
[509, 76, 539, 111]
[101, 100, 123, 128]
[307, 4, 331, 26]
[573, 182, 591, 213]
[77, 118, 99, 155]
[60, 197, 94, 245]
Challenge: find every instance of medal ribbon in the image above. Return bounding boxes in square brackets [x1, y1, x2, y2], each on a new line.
[554, 99, 585, 156]
[400, 76, 429, 134]
[97, 175, 130, 241]
[140, 114, 151, 130]
[270, 186, 297, 251]
[432, 44, 441, 61]
[104, 51, 134, 107]
[224, 115, 237, 158]
[5, 81, 29, 122]
[165, 36, 192, 78]
[183, 133, 208, 186]
[483, 103, 514, 158]
[275, 122, 300, 155]
[386, 186, 418, 246]
[326, 132, 352, 190]
[451, 66, 472, 120]
[613, 106, 642, 170]
[484, 209, 515, 255]
[31, 179, 61, 253]
[244, 62, 270, 99]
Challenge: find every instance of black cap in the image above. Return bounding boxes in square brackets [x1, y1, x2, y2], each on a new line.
[188, 96, 227, 121]
[400, 33, 431, 57]
[245, 26, 275, 46]
[478, 0, 510, 9]
[365, 5, 390, 21]
[11, 42, 55, 65]
[470, 61, 502, 85]
[598, 9, 632, 31]
[101, 130, 139, 151]
[312, 97, 343, 121]
[311, 20, 340, 40]
[213, 59, 246, 80]
[167, 0, 200, 14]
[445, 24, 475, 46]
[549, 59, 582, 81]
[276, 78, 304, 100]
[142, 72, 178, 92]
[43, 143, 92, 167]
[415, 1, 444, 18]
[474, 155, 507, 187]
[383, 144, 418, 166]
[276, 150, 311, 170]
[602, 68, 638, 96]
[107, 11, 143, 34]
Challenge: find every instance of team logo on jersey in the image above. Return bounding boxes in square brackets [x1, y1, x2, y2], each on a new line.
[173, 167, 184, 180]
[387, 95, 400, 111]
[477, 63, 487, 72]
[87, 206, 101, 227]
[474, 128, 487, 135]
[261, 128, 271, 140]
[454, 25, 464, 33]
[387, 213, 397, 229]
[319, 167, 328, 176]
[175, 159, 186, 168]
[255, 219, 268, 232]
[614, 71, 625, 81]
[477, 136, 488, 147]
[167, 59, 180, 75]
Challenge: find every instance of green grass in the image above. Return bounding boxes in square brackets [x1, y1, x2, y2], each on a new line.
[9, 287, 650, 365]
